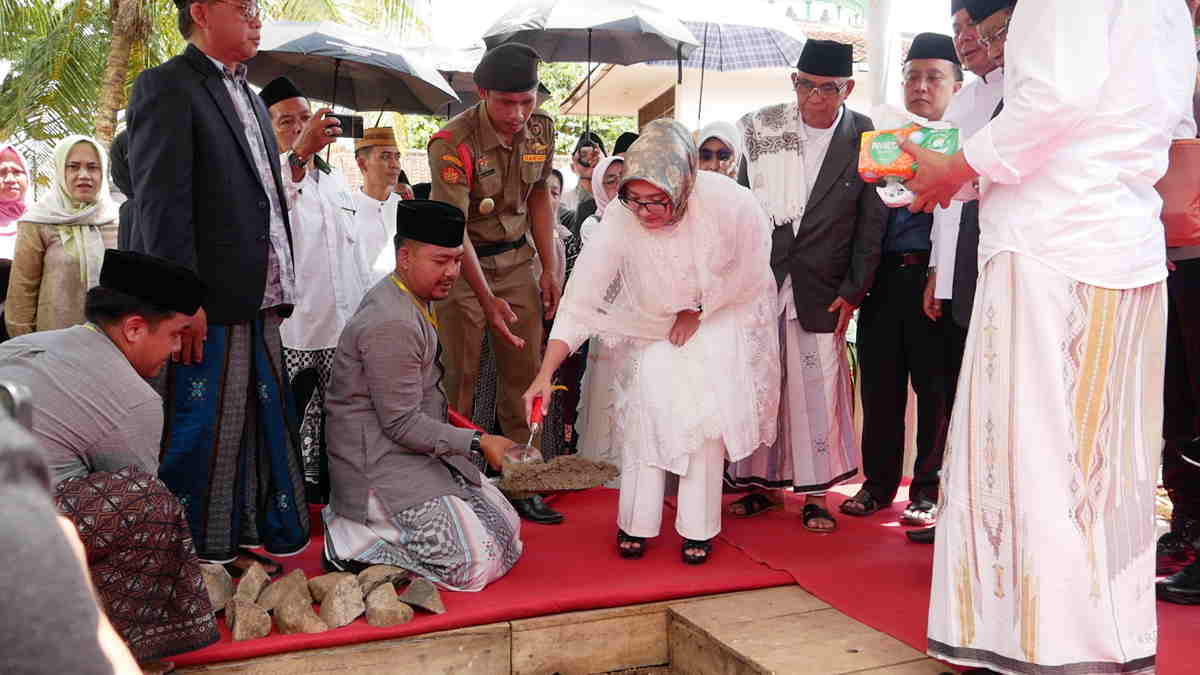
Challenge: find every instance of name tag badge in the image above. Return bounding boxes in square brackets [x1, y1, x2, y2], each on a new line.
[522, 153, 546, 163]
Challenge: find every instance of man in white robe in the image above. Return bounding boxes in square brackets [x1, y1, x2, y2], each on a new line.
[905, 1, 1197, 671]
[725, 40, 887, 532]
[353, 128, 403, 287]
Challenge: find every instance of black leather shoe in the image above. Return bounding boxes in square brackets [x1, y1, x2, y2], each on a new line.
[1157, 530, 1196, 575]
[511, 495, 564, 524]
[906, 526, 936, 544]
[1157, 560, 1200, 605]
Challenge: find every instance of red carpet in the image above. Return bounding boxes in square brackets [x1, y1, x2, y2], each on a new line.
[715, 484, 1200, 674]
[173, 488, 792, 668]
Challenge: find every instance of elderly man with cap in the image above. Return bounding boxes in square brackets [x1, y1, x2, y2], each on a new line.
[725, 39, 886, 533]
[321, 200, 523, 590]
[355, 126, 405, 285]
[427, 42, 562, 524]
[127, 0, 341, 576]
[850, 33, 962, 530]
[0, 249, 218, 669]
[902, 1, 1197, 672]
[260, 76, 372, 504]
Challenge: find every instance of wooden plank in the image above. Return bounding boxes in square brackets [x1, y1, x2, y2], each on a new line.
[670, 613, 765, 675]
[668, 586, 827, 633]
[176, 623, 511, 674]
[703, 608, 930, 675]
[848, 659, 954, 674]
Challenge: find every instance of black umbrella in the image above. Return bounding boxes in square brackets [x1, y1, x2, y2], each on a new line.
[482, 0, 699, 138]
[412, 43, 552, 118]
[247, 22, 459, 115]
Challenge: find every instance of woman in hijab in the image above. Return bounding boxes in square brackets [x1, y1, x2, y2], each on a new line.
[0, 144, 31, 341]
[526, 120, 780, 564]
[572, 154, 625, 477]
[696, 121, 742, 179]
[5, 135, 118, 336]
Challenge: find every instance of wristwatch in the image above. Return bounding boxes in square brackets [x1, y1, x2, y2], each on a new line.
[470, 431, 483, 454]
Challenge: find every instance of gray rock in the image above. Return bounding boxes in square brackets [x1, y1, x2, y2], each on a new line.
[364, 584, 414, 628]
[308, 572, 354, 603]
[357, 565, 410, 596]
[397, 578, 446, 615]
[318, 575, 365, 629]
[199, 564, 233, 615]
[274, 595, 328, 635]
[257, 569, 311, 613]
[227, 599, 271, 641]
[232, 562, 270, 604]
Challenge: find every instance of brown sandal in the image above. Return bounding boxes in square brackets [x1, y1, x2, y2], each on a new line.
[802, 503, 838, 533]
[839, 489, 889, 517]
[729, 493, 778, 518]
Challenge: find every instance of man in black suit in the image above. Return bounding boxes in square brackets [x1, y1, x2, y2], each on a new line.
[126, 0, 337, 575]
[726, 40, 887, 533]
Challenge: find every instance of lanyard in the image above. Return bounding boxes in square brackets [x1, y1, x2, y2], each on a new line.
[390, 274, 438, 332]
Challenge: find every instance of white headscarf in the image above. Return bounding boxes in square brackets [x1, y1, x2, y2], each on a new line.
[589, 155, 624, 218]
[697, 121, 743, 178]
[22, 135, 118, 289]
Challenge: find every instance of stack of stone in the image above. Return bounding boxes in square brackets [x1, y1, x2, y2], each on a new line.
[199, 563, 447, 641]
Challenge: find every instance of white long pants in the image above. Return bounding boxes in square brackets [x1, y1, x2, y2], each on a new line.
[617, 437, 726, 541]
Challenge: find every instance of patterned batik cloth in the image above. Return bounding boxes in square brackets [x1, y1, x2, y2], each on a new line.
[282, 347, 335, 489]
[725, 314, 860, 494]
[157, 311, 309, 562]
[55, 467, 219, 662]
[928, 252, 1164, 675]
[322, 470, 522, 592]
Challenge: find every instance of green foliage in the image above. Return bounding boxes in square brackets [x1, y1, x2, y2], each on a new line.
[394, 61, 636, 155]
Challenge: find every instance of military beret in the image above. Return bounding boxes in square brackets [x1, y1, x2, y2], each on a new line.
[906, 33, 959, 65]
[951, 0, 967, 14]
[797, 39, 853, 78]
[474, 43, 542, 93]
[259, 76, 305, 109]
[395, 200, 465, 249]
[99, 249, 206, 316]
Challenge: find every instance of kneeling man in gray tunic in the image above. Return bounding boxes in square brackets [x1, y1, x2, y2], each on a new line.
[322, 200, 523, 591]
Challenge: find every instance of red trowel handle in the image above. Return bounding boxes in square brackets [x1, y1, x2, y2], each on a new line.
[530, 395, 545, 425]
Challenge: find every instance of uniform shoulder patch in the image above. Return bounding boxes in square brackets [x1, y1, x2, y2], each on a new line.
[441, 166, 463, 185]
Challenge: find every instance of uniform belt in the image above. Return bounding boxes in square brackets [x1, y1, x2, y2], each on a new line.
[881, 251, 930, 268]
[474, 237, 527, 258]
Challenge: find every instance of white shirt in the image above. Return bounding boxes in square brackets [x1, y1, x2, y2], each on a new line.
[778, 106, 845, 319]
[279, 165, 371, 351]
[930, 69, 1005, 299]
[964, 0, 1197, 289]
[353, 190, 401, 287]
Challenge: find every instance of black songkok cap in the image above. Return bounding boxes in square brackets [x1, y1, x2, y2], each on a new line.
[259, 76, 305, 109]
[574, 131, 606, 156]
[965, 0, 1012, 23]
[796, 39, 853, 78]
[395, 200, 466, 249]
[474, 43, 541, 93]
[613, 132, 639, 155]
[99, 249, 206, 316]
[951, 0, 967, 15]
[906, 33, 960, 65]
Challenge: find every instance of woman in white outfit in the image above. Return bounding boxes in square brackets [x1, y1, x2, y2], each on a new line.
[525, 120, 779, 564]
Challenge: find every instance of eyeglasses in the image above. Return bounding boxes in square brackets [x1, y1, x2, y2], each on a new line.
[214, 0, 262, 22]
[977, 16, 1010, 49]
[699, 148, 733, 162]
[619, 193, 672, 217]
[794, 79, 848, 100]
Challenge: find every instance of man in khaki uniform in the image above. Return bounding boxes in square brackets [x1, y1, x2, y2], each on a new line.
[428, 43, 562, 524]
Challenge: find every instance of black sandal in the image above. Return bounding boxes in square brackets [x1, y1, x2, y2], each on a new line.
[681, 538, 713, 565]
[729, 492, 778, 519]
[617, 529, 646, 559]
[224, 550, 283, 578]
[801, 503, 838, 533]
[839, 488, 889, 517]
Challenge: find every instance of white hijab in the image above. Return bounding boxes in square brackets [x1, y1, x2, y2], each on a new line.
[22, 135, 118, 289]
[696, 121, 742, 178]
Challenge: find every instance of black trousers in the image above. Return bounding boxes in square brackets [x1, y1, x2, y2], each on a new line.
[858, 262, 951, 504]
[1164, 258, 1200, 526]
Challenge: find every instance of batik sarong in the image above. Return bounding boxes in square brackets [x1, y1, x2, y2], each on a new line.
[158, 310, 309, 562]
[55, 467, 219, 662]
[928, 252, 1164, 675]
[283, 346, 335, 495]
[322, 471, 522, 592]
[725, 315, 860, 493]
